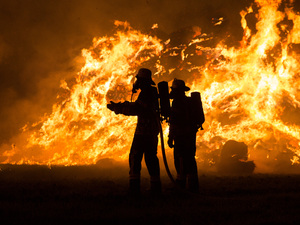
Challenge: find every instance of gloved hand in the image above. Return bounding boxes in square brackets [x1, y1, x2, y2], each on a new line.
[107, 101, 122, 114]
[167, 137, 174, 148]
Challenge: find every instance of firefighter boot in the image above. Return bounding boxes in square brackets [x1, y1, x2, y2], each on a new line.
[129, 178, 140, 196]
[150, 176, 162, 196]
[187, 174, 199, 193]
[176, 173, 186, 189]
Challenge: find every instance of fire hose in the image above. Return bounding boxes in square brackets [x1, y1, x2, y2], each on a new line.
[157, 116, 175, 184]
[156, 81, 176, 184]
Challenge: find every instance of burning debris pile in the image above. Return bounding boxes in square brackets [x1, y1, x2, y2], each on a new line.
[0, 0, 300, 173]
[218, 140, 255, 175]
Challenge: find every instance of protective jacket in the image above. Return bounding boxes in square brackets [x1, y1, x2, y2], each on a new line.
[118, 86, 159, 135]
[169, 95, 198, 138]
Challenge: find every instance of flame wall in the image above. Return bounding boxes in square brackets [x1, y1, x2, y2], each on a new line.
[0, 0, 300, 173]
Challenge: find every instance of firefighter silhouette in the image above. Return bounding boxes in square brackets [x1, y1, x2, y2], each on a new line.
[107, 68, 161, 196]
[168, 79, 204, 193]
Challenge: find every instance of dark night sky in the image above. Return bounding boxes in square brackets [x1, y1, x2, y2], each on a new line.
[0, 0, 298, 144]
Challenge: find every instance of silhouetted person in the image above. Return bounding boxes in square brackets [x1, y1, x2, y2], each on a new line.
[168, 79, 200, 193]
[107, 68, 161, 196]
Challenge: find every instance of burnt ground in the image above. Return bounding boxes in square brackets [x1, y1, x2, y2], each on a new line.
[0, 165, 300, 225]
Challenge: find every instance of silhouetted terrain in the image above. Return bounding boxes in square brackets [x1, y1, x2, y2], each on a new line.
[0, 164, 300, 225]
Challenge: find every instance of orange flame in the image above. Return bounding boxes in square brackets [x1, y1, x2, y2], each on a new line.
[1, 1, 300, 172]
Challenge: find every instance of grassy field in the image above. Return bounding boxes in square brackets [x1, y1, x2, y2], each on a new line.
[0, 164, 300, 225]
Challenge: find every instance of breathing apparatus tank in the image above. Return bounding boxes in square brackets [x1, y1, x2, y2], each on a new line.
[190, 92, 205, 130]
[157, 81, 171, 121]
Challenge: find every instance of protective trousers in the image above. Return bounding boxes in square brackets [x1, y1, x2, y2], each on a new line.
[129, 134, 161, 195]
[174, 133, 199, 192]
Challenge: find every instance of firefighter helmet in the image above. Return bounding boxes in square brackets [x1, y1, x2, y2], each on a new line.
[136, 68, 155, 85]
[171, 78, 190, 91]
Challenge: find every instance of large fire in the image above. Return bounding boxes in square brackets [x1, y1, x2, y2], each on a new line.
[1, 0, 300, 172]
